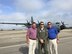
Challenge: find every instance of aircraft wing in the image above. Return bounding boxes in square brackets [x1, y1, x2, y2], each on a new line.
[0, 22, 31, 28]
[0, 22, 27, 25]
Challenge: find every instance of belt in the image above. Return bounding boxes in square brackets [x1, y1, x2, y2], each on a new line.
[29, 38, 36, 40]
[49, 38, 56, 40]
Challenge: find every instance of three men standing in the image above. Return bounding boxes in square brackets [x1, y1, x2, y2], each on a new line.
[26, 21, 59, 54]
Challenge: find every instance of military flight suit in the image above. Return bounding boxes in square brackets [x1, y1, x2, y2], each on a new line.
[37, 27, 48, 54]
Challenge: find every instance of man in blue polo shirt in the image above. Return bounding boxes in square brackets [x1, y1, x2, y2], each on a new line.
[47, 22, 59, 54]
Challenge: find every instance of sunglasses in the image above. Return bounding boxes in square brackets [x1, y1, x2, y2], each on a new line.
[48, 23, 51, 25]
[40, 24, 44, 25]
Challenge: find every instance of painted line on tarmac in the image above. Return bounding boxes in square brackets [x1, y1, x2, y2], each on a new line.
[0, 43, 27, 49]
[60, 36, 72, 40]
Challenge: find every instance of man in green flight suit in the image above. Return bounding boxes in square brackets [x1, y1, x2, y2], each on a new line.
[37, 21, 48, 54]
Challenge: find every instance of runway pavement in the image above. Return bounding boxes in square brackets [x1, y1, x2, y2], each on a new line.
[0, 30, 27, 47]
[0, 29, 72, 54]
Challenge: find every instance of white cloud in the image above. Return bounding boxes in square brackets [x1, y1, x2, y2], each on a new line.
[15, 0, 45, 12]
[14, 0, 72, 18]
[0, 12, 27, 22]
[48, 0, 72, 11]
[0, 0, 72, 27]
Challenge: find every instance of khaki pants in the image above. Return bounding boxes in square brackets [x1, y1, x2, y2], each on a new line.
[48, 39, 58, 54]
[29, 39, 37, 54]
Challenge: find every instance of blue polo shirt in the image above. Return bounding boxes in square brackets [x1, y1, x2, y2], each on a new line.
[47, 26, 58, 39]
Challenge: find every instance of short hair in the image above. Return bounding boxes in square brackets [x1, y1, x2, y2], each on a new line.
[40, 21, 44, 24]
[32, 22, 36, 25]
[47, 22, 52, 25]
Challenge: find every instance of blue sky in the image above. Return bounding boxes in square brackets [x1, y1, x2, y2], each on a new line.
[0, 0, 72, 29]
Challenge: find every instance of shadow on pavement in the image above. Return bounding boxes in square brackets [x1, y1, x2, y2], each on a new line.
[19, 46, 38, 54]
[19, 46, 29, 54]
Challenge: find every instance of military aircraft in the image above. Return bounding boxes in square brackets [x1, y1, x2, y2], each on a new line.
[0, 16, 67, 31]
